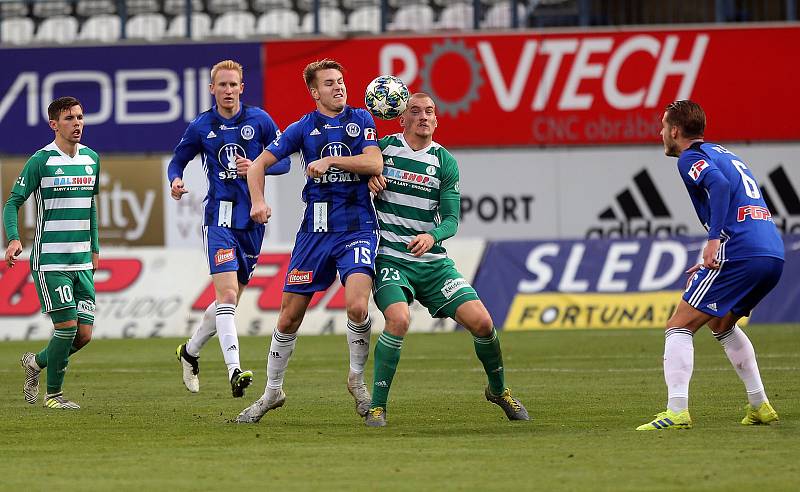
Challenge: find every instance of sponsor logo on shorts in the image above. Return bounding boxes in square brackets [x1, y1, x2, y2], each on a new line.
[215, 248, 235, 265]
[287, 269, 313, 285]
[441, 278, 470, 299]
[706, 302, 718, 311]
[77, 300, 95, 313]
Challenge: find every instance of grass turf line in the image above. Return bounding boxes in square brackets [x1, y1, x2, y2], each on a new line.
[0, 324, 798, 491]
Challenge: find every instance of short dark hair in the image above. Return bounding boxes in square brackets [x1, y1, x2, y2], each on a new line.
[303, 59, 344, 88]
[664, 100, 705, 139]
[48, 97, 82, 121]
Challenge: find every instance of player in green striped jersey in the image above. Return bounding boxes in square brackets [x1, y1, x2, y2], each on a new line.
[3, 97, 100, 410]
[364, 93, 528, 427]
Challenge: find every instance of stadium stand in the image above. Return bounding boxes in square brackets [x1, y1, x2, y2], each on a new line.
[437, 2, 475, 29]
[163, 0, 204, 15]
[212, 10, 256, 38]
[389, 4, 436, 31]
[256, 9, 300, 37]
[35, 15, 78, 43]
[346, 5, 381, 33]
[126, 12, 168, 40]
[75, 0, 116, 16]
[482, 1, 526, 28]
[32, 0, 72, 18]
[78, 13, 121, 42]
[0, 1, 29, 18]
[0, 16, 34, 44]
[300, 7, 345, 35]
[0, 0, 796, 46]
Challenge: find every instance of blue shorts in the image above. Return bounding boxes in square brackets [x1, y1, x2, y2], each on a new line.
[203, 225, 264, 285]
[284, 230, 378, 295]
[683, 256, 783, 317]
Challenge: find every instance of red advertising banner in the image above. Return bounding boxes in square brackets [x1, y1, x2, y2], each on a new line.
[262, 26, 800, 147]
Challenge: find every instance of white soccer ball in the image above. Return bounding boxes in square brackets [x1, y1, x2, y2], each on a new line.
[364, 75, 410, 120]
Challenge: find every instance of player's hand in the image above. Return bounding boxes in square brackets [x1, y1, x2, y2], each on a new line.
[684, 263, 702, 289]
[5, 239, 22, 268]
[407, 233, 435, 257]
[171, 178, 188, 200]
[702, 239, 721, 269]
[306, 157, 331, 179]
[368, 175, 387, 194]
[92, 252, 99, 272]
[250, 201, 272, 224]
[235, 154, 251, 177]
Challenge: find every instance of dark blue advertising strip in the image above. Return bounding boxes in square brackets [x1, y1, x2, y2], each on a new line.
[0, 43, 262, 154]
[474, 236, 800, 329]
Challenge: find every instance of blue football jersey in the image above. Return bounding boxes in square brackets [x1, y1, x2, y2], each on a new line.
[167, 105, 290, 229]
[266, 105, 379, 233]
[677, 142, 784, 260]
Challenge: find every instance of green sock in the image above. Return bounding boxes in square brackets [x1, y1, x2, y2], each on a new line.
[371, 332, 404, 410]
[474, 328, 505, 396]
[36, 343, 80, 369]
[45, 327, 77, 395]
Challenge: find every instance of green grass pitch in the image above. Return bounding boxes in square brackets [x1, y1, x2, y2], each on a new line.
[1, 325, 798, 491]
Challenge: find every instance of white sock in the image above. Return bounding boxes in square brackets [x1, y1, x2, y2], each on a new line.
[215, 303, 240, 379]
[346, 315, 371, 375]
[186, 301, 216, 357]
[715, 325, 768, 407]
[266, 330, 296, 391]
[664, 327, 694, 413]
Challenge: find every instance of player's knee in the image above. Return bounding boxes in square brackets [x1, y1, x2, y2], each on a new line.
[385, 312, 410, 336]
[469, 314, 494, 338]
[217, 289, 238, 305]
[73, 331, 92, 350]
[346, 304, 369, 325]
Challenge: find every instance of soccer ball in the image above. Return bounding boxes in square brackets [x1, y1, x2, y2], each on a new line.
[364, 75, 410, 120]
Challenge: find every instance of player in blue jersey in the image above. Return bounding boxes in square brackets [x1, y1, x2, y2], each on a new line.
[235, 59, 383, 423]
[637, 100, 784, 431]
[167, 60, 290, 398]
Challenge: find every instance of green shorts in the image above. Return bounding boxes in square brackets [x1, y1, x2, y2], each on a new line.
[32, 269, 96, 325]
[373, 256, 479, 319]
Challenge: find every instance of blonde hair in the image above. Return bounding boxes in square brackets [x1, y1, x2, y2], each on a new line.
[303, 59, 344, 89]
[211, 60, 243, 84]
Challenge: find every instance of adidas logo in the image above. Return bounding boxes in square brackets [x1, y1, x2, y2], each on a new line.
[226, 344, 237, 352]
[206, 130, 217, 139]
[350, 339, 368, 346]
[375, 380, 388, 388]
[55, 168, 64, 175]
[269, 351, 281, 359]
[759, 165, 800, 234]
[587, 169, 689, 238]
[309, 128, 321, 136]
[384, 157, 394, 167]
[706, 303, 718, 311]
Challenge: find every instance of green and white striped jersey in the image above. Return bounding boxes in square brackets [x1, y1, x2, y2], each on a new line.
[4, 142, 100, 272]
[376, 134, 460, 263]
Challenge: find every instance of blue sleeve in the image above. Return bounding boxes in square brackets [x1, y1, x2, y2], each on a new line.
[359, 109, 379, 148]
[699, 168, 731, 240]
[266, 119, 303, 162]
[168, 121, 200, 183]
[261, 113, 290, 176]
